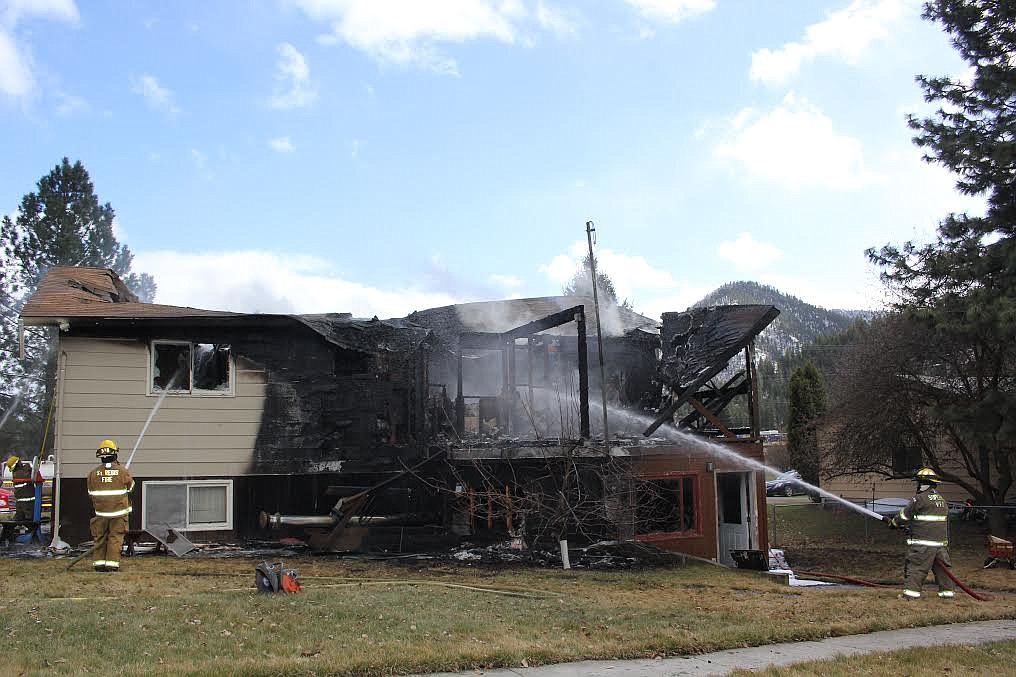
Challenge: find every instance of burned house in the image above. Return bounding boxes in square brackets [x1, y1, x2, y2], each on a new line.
[20, 266, 778, 566]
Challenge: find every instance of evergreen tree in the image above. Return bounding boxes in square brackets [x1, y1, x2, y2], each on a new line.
[866, 1, 1016, 532]
[562, 254, 632, 309]
[0, 158, 156, 454]
[786, 362, 826, 486]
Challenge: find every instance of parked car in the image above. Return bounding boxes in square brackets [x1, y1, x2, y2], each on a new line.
[0, 487, 13, 515]
[765, 470, 818, 499]
[864, 497, 909, 516]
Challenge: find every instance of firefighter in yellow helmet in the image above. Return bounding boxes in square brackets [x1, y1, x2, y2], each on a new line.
[887, 467, 954, 599]
[86, 439, 134, 572]
[7, 455, 36, 522]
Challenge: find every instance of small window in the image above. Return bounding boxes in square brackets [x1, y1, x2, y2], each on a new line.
[151, 341, 232, 395]
[142, 480, 232, 531]
[636, 475, 699, 536]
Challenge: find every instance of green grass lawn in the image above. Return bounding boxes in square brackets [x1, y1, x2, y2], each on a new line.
[1, 549, 1014, 676]
[731, 639, 1016, 676]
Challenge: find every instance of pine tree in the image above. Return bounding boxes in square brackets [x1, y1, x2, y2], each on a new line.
[0, 158, 156, 454]
[866, 1, 1016, 532]
[786, 362, 826, 486]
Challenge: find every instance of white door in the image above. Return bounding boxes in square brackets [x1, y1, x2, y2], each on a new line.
[717, 472, 750, 566]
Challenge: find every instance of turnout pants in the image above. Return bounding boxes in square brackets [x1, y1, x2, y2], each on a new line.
[90, 515, 128, 570]
[904, 545, 954, 596]
[14, 499, 34, 522]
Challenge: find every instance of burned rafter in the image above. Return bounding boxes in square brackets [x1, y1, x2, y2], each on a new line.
[645, 305, 779, 437]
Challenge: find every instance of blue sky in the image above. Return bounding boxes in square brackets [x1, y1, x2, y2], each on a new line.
[1, 0, 983, 319]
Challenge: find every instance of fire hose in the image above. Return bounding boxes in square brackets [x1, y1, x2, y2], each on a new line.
[833, 513, 992, 601]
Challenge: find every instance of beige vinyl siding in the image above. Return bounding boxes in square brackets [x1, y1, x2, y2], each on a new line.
[822, 474, 972, 504]
[57, 337, 266, 478]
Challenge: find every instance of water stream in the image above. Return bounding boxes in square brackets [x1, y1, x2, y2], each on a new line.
[125, 370, 182, 468]
[596, 402, 887, 522]
[0, 391, 24, 432]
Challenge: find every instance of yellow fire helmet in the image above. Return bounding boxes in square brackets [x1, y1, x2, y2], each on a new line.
[915, 467, 941, 483]
[96, 438, 119, 458]
[5, 456, 19, 471]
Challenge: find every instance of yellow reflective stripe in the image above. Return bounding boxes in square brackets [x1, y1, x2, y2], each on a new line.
[907, 538, 947, 547]
[12, 483, 27, 489]
[93, 560, 107, 566]
[914, 515, 947, 522]
[106, 561, 120, 568]
[896, 511, 909, 521]
[15, 497, 35, 502]
[88, 488, 129, 496]
[938, 591, 955, 597]
[902, 589, 921, 598]
[94, 507, 131, 517]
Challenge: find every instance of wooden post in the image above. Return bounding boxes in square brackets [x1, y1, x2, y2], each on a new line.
[577, 311, 590, 438]
[505, 485, 513, 532]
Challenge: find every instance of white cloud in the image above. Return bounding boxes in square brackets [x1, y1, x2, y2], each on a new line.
[488, 273, 522, 288]
[54, 90, 87, 115]
[713, 92, 878, 191]
[0, 29, 32, 99]
[295, 0, 566, 75]
[3, 0, 79, 26]
[0, 0, 79, 102]
[536, 1, 577, 38]
[268, 136, 295, 153]
[750, 0, 917, 84]
[717, 233, 783, 272]
[132, 74, 180, 114]
[625, 0, 715, 23]
[134, 250, 463, 317]
[350, 138, 363, 158]
[538, 240, 706, 318]
[270, 42, 318, 109]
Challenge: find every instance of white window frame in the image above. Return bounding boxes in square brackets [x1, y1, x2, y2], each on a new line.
[141, 479, 233, 531]
[148, 340, 235, 396]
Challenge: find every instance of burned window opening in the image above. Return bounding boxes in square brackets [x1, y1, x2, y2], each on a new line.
[151, 341, 232, 394]
[636, 476, 698, 536]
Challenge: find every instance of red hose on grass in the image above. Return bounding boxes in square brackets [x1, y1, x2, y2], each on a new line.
[795, 561, 990, 601]
[936, 557, 991, 601]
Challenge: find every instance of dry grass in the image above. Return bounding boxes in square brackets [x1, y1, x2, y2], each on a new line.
[770, 503, 1016, 592]
[1, 552, 1014, 676]
[731, 639, 1016, 676]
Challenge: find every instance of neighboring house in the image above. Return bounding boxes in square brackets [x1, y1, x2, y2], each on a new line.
[20, 267, 778, 566]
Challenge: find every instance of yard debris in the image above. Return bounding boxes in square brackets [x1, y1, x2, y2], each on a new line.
[447, 539, 689, 569]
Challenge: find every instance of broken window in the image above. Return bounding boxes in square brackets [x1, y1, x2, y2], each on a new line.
[142, 480, 232, 530]
[151, 341, 232, 395]
[636, 475, 698, 535]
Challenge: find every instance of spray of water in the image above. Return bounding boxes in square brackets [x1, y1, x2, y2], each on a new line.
[0, 391, 24, 432]
[125, 370, 182, 469]
[594, 402, 887, 522]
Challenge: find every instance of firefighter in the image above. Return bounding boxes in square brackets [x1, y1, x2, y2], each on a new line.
[86, 439, 134, 572]
[7, 456, 36, 522]
[887, 467, 955, 600]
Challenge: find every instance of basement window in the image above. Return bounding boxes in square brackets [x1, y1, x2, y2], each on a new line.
[151, 341, 232, 395]
[141, 480, 233, 531]
[635, 475, 699, 537]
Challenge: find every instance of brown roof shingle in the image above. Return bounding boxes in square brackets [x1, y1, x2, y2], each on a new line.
[20, 266, 237, 322]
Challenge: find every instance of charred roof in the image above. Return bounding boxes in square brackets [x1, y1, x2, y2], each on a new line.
[659, 304, 780, 390]
[19, 266, 430, 356]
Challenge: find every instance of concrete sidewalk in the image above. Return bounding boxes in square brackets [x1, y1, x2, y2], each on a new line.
[423, 619, 1016, 676]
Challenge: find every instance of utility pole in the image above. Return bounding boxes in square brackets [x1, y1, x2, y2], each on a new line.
[585, 221, 610, 451]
